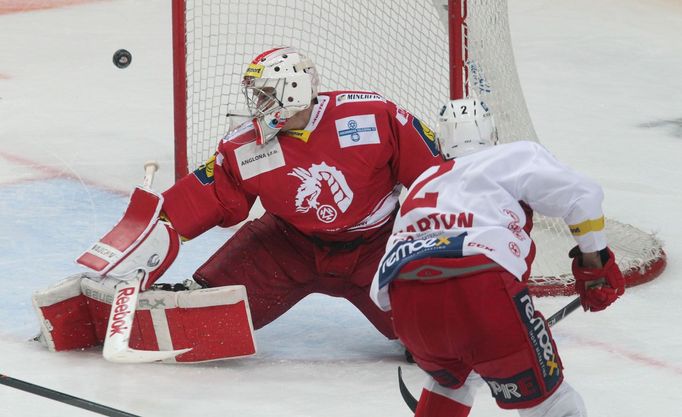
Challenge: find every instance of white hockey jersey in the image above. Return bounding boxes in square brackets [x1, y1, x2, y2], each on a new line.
[370, 141, 607, 311]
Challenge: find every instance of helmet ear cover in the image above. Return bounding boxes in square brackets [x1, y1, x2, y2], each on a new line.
[436, 99, 498, 159]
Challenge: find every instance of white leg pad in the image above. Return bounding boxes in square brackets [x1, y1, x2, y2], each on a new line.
[82, 279, 257, 362]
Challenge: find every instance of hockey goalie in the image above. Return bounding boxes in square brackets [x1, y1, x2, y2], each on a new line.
[32, 163, 256, 363]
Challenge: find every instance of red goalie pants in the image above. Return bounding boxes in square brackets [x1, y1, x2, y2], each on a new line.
[194, 212, 396, 339]
[390, 263, 564, 410]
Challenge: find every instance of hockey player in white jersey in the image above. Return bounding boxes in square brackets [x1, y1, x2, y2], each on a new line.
[370, 99, 625, 416]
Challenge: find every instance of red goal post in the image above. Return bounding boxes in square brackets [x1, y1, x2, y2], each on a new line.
[171, 0, 666, 296]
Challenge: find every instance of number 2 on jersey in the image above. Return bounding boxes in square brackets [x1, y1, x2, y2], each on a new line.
[400, 160, 454, 216]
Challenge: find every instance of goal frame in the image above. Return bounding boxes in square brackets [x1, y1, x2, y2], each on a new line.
[170, 0, 666, 296]
[172, 2, 189, 181]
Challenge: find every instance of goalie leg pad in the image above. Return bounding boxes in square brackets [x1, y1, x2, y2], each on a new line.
[32, 274, 101, 351]
[81, 279, 256, 362]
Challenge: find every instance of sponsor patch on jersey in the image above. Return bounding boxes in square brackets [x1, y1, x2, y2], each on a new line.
[193, 154, 216, 185]
[335, 114, 380, 148]
[284, 129, 311, 142]
[377, 233, 467, 289]
[235, 139, 285, 180]
[335, 93, 386, 106]
[412, 117, 439, 156]
[395, 106, 410, 126]
[483, 369, 542, 405]
[513, 289, 562, 392]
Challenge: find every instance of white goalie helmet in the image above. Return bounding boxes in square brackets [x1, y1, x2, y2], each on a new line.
[436, 98, 498, 159]
[242, 47, 320, 144]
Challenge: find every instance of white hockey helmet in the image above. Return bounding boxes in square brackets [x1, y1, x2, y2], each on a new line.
[436, 98, 498, 159]
[242, 47, 320, 144]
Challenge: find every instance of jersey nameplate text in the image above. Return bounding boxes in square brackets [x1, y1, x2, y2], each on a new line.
[235, 139, 286, 180]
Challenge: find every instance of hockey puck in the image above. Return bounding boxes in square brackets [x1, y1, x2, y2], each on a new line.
[113, 49, 132, 69]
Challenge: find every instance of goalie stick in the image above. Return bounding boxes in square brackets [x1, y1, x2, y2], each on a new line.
[101, 161, 191, 363]
[0, 373, 139, 417]
[398, 295, 582, 413]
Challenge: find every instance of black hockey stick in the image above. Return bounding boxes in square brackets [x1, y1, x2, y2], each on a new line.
[0, 373, 140, 417]
[546, 296, 582, 327]
[398, 366, 419, 412]
[398, 296, 582, 413]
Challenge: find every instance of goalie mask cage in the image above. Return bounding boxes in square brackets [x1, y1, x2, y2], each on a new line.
[172, 0, 666, 296]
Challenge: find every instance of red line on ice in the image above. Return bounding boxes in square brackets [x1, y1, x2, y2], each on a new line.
[0, 150, 128, 196]
[0, 0, 100, 15]
[571, 335, 682, 377]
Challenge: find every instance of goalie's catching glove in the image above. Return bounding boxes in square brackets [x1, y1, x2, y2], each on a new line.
[569, 246, 625, 312]
[76, 186, 180, 290]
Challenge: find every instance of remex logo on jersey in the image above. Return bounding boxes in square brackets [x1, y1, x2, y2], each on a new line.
[335, 93, 386, 106]
[335, 114, 380, 148]
[377, 233, 466, 288]
[288, 162, 354, 223]
[412, 117, 439, 156]
[513, 289, 562, 391]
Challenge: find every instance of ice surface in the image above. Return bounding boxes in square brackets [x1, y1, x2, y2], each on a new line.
[1, 0, 681, 415]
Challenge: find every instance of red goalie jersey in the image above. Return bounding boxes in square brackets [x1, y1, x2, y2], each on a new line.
[161, 91, 442, 339]
[163, 92, 442, 241]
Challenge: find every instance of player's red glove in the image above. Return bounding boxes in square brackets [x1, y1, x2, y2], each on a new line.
[569, 246, 625, 312]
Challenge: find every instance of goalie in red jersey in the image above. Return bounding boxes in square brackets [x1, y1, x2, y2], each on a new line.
[33, 47, 443, 361]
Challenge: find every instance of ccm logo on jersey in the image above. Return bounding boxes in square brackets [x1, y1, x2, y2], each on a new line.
[335, 114, 380, 148]
[514, 290, 562, 391]
[335, 93, 386, 106]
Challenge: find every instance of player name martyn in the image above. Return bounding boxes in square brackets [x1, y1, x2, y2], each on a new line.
[397, 212, 474, 233]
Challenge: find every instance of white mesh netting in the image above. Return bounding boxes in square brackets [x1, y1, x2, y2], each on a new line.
[175, 0, 666, 295]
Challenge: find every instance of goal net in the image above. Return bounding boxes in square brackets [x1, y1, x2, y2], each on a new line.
[172, 0, 666, 296]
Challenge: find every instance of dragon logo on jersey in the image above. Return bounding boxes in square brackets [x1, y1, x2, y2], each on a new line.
[412, 118, 439, 156]
[288, 162, 354, 223]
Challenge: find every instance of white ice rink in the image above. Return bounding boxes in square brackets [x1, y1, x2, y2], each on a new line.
[1, 0, 681, 416]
